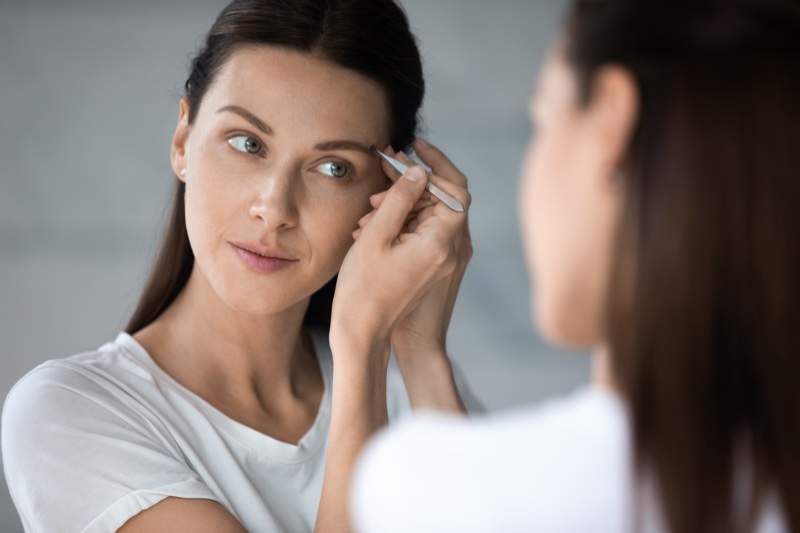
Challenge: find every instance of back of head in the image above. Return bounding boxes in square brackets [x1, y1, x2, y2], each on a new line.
[127, 0, 424, 334]
[565, 0, 800, 531]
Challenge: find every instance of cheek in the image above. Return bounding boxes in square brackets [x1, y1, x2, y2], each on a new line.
[312, 208, 356, 259]
[519, 130, 610, 349]
[520, 132, 566, 294]
[184, 180, 217, 254]
[306, 185, 375, 266]
[185, 136, 228, 211]
[183, 169, 240, 253]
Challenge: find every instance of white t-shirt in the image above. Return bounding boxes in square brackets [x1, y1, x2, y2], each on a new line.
[2, 330, 412, 533]
[351, 387, 787, 533]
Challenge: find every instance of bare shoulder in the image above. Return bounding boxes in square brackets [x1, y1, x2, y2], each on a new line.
[117, 498, 247, 533]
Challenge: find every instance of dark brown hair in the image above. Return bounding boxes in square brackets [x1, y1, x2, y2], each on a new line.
[127, 0, 424, 334]
[565, 0, 800, 531]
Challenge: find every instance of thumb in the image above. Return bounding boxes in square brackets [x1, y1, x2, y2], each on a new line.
[364, 165, 427, 244]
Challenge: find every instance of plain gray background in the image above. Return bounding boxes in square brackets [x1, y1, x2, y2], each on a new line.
[0, 1, 585, 530]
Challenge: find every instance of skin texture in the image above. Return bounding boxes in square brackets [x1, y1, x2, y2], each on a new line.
[520, 48, 638, 354]
[123, 46, 472, 532]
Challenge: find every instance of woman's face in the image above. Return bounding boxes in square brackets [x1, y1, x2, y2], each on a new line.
[519, 48, 629, 349]
[172, 46, 390, 316]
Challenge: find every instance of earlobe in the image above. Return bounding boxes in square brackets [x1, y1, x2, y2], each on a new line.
[171, 97, 192, 182]
[589, 66, 640, 175]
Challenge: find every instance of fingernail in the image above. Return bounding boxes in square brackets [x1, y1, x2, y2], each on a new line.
[405, 166, 424, 182]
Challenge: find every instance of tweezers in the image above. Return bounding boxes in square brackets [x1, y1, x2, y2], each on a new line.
[371, 147, 465, 212]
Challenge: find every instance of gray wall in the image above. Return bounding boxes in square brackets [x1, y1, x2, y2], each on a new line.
[0, 1, 582, 530]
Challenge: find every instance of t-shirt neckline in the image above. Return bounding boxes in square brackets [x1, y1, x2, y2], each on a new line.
[113, 329, 332, 463]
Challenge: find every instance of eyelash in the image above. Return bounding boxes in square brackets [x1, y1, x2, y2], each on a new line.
[227, 134, 266, 157]
[225, 133, 356, 182]
[313, 160, 354, 182]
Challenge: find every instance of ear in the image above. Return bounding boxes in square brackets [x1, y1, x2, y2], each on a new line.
[171, 97, 191, 182]
[586, 66, 639, 178]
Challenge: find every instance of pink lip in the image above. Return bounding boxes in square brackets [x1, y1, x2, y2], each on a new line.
[231, 242, 298, 274]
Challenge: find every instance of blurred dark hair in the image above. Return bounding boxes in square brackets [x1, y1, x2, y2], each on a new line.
[127, 0, 424, 334]
[565, 0, 800, 531]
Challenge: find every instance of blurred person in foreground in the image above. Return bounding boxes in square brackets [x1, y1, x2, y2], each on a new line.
[351, 0, 800, 531]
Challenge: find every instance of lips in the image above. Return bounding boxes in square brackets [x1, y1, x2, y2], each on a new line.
[231, 242, 298, 273]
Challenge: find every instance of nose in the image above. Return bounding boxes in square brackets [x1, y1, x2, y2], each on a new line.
[248, 166, 300, 230]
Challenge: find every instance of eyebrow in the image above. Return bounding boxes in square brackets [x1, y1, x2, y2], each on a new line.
[216, 105, 273, 135]
[216, 105, 373, 155]
[314, 140, 373, 156]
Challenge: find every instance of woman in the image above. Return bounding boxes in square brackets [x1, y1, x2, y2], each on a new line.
[352, 0, 800, 532]
[1, 0, 473, 531]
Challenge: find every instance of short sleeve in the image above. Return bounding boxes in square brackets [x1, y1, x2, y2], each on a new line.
[2, 364, 218, 533]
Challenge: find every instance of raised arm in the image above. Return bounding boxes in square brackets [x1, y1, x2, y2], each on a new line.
[376, 139, 473, 413]
[315, 144, 471, 532]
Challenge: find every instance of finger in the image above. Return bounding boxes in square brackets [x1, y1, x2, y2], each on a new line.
[372, 191, 434, 212]
[413, 138, 468, 188]
[427, 174, 473, 211]
[369, 191, 387, 208]
[362, 203, 431, 235]
[397, 148, 471, 211]
[410, 202, 437, 228]
[395, 151, 420, 169]
[363, 165, 429, 244]
[380, 157, 403, 182]
[378, 145, 404, 183]
[358, 209, 376, 228]
[411, 194, 471, 250]
[362, 197, 433, 233]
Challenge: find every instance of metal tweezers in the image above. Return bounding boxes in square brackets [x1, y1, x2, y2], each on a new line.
[372, 147, 465, 212]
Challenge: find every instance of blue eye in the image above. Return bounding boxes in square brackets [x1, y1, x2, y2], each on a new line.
[228, 135, 263, 154]
[315, 161, 351, 179]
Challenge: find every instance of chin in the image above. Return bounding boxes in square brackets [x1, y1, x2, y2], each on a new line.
[222, 295, 295, 317]
[215, 280, 311, 317]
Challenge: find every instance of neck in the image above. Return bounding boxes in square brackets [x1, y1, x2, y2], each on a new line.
[135, 266, 317, 413]
[591, 345, 619, 394]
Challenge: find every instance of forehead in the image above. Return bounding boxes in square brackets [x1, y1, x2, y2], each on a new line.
[200, 46, 390, 139]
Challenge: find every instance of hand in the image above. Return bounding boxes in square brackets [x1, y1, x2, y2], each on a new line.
[358, 139, 473, 362]
[349, 139, 472, 412]
[331, 139, 471, 365]
[318, 140, 471, 533]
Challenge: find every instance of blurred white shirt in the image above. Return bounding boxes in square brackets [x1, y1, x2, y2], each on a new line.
[351, 386, 787, 533]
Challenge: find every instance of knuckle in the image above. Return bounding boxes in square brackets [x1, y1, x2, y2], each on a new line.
[461, 190, 473, 209]
[428, 245, 450, 269]
[463, 242, 474, 262]
[434, 244, 458, 273]
[442, 254, 458, 276]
